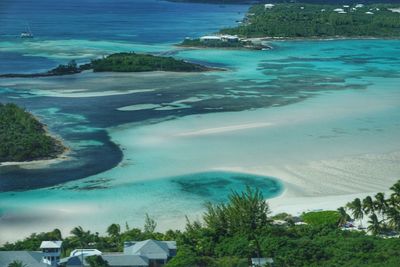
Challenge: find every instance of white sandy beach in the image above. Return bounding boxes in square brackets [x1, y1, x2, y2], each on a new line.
[1, 83, 400, 244]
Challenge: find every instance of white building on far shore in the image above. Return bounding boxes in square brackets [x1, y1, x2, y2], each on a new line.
[264, 4, 274, 10]
[199, 35, 239, 43]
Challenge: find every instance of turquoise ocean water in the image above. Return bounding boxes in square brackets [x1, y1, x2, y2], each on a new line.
[0, 0, 400, 241]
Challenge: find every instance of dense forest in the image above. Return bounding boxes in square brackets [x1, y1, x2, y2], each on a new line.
[90, 53, 212, 72]
[2, 181, 399, 267]
[0, 103, 64, 163]
[220, 3, 400, 38]
[171, 1, 400, 4]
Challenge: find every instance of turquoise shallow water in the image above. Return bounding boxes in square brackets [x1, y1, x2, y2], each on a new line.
[1, 40, 400, 239]
[0, 1, 400, 242]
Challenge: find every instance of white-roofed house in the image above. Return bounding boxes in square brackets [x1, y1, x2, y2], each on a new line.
[264, 4, 274, 10]
[123, 239, 177, 266]
[199, 35, 222, 42]
[40, 241, 63, 266]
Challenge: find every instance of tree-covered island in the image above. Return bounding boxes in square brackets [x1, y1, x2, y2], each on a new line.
[89, 52, 213, 72]
[0, 52, 217, 79]
[170, 0, 400, 5]
[0, 103, 65, 163]
[220, 3, 400, 38]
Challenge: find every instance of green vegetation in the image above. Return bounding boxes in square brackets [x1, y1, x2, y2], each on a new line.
[172, 0, 400, 4]
[48, 60, 80, 75]
[2, 182, 400, 266]
[221, 3, 400, 38]
[0, 53, 214, 78]
[301, 210, 341, 227]
[342, 180, 400, 235]
[90, 52, 212, 72]
[0, 103, 64, 163]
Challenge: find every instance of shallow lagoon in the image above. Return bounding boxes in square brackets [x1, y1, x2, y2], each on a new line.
[1, 40, 400, 242]
[1, 0, 400, 243]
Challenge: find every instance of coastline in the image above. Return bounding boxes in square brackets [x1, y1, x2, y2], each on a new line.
[254, 36, 400, 42]
[0, 117, 70, 168]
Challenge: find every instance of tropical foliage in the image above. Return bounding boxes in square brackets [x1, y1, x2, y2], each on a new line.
[172, 1, 399, 4]
[90, 52, 211, 72]
[343, 180, 400, 236]
[221, 3, 400, 38]
[48, 60, 80, 75]
[300, 210, 340, 227]
[0, 103, 63, 162]
[2, 183, 400, 266]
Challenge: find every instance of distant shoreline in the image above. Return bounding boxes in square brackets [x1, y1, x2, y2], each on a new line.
[0, 52, 222, 79]
[255, 36, 400, 41]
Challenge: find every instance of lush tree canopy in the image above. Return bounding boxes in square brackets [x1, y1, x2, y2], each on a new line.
[90, 52, 212, 72]
[221, 3, 400, 38]
[2, 182, 399, 266]
[0, 103, 64, 163]
[171, 1, 400, 4]
[343, 180, 400, 236]
[301, 210, 341, 227]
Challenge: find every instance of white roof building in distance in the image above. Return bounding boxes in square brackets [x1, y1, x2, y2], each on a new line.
[124, 239, 177, 264]
[199, 35, 221, 42]
[220, 35, 239, 42]
[389, 8, 400, 13]
[366, 11, 374, 15]
[355, 4, 364, 8]
[334, 8, 345, 13]
[264, 4, 274, 9]
[40, 241, 63, 249]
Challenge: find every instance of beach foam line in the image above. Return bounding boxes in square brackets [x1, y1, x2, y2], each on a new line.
[176, 122, 273, 137]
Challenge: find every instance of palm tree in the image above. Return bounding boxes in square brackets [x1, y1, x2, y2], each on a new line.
[386, 207, 400, 232]
[362, 196, 375, 215]
[347, 198, 363, 226]
[8, 261, 27, 267]
[337, 207, 351, 227]
[367, 213, 381, 235]
[106, 223, 121, 238]
[388, 194, 400, 210]
[70, 226, 89, 248]
[390, 180, 400, 198]
[374, 192, 388, 218]
[389, 182, 400, 210]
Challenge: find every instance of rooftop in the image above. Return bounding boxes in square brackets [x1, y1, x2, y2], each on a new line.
[0, 251, 46, 267]
[124, 239, 176, 260]
[40, 240, 63, 249]
[102, 255, 149, 266]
